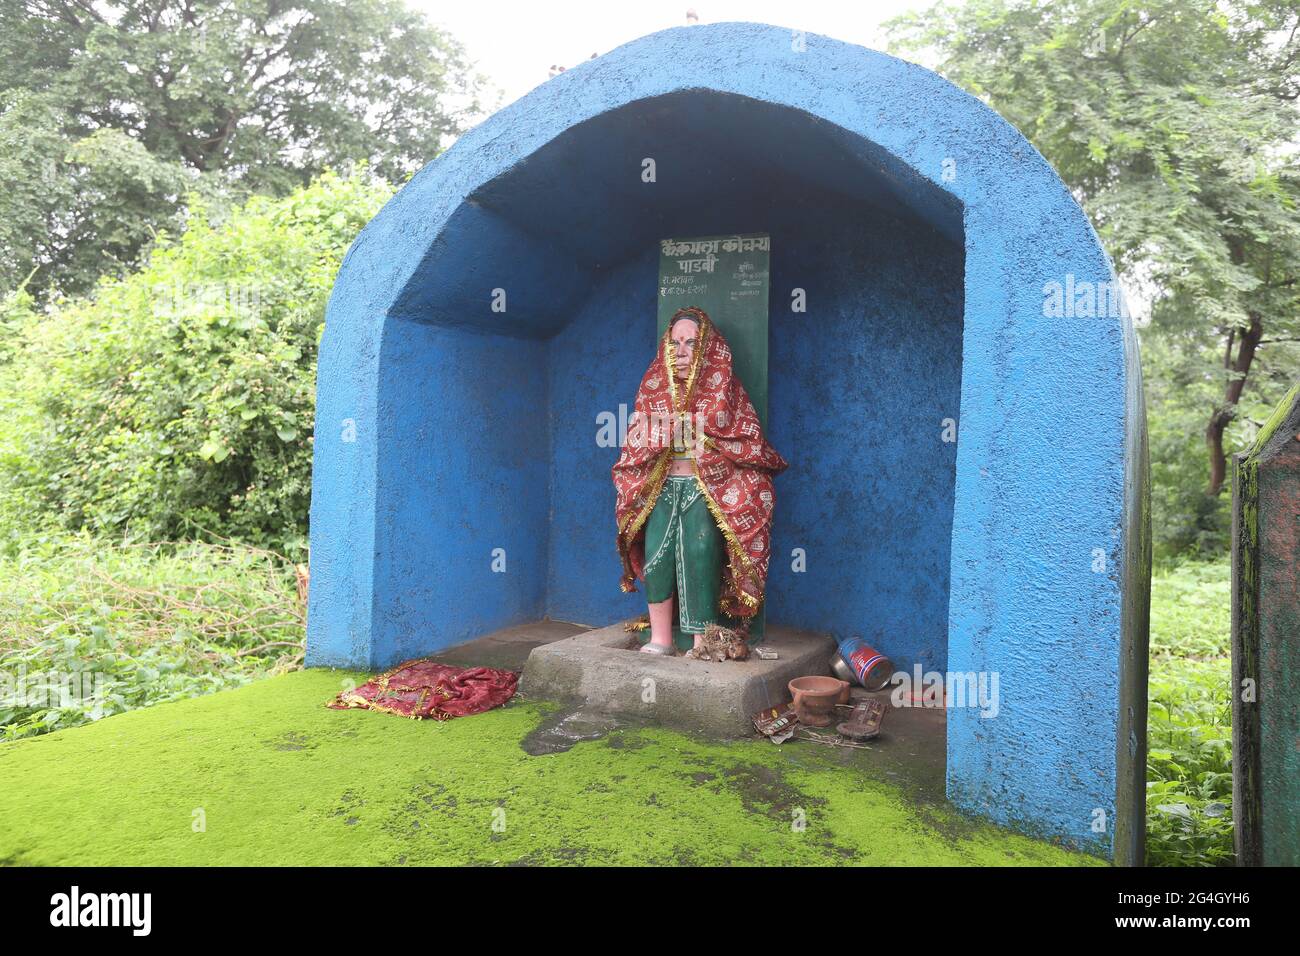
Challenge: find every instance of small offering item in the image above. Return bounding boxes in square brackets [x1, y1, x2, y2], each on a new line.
[683, 623, 750, 661]
[752, 702, 798, 744]
[837, 698, 887, 740]
[833, 636, 894, 691]
[328, 659, 518, 721]
[788, 675, 850, 727]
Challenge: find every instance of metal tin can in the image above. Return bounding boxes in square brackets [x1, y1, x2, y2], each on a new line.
[835, 636, 893, 691]
[829, 653, 855, 684]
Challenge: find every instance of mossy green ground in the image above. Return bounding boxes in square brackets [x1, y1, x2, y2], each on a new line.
[0, 669, 1101, 866]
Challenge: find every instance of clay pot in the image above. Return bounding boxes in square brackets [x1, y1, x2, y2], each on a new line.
[788, 676, 850, 727]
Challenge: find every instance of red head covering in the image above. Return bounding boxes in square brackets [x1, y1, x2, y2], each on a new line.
[613, 307, 787, 617]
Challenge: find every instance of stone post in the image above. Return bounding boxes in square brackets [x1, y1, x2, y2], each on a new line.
[1232, 382, 1300, 865]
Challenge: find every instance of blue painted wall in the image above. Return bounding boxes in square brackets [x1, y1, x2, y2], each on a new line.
[373, 321, 550, 664]
[766, 206, 962, 671]
[544, 195, 962, 673]
[306, 22, 1149, 862]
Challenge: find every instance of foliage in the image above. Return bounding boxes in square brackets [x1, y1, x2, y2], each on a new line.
[1142, 333, 1234, 555]
[0, 91, 191, 302]
[0, 0, 488, 299]
[1146, 559, 1234, 865]
[887, 0, 1300, 553]
[0, 169, 392, 550]
[0, 531, 304, 741]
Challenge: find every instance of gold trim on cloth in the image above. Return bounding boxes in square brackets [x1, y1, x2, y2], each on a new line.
[326, 656, 455, 720]
[618, 449, 672, 592]
[676, 313, 765, 611]
[619, 314, 710, 591]
[665, 312, 709, 416]
[624, 310, 766, 614]
[690, 457, 763, 610]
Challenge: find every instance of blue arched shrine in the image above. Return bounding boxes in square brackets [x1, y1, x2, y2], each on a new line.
[305, 22, 1151, 863]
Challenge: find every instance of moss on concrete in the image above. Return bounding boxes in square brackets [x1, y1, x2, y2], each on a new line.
[1246, 382, 1300, 461]
[0, 671, 1102, 866]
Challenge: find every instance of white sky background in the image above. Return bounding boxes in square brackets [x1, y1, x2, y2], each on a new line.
[408, 0, 941, 110]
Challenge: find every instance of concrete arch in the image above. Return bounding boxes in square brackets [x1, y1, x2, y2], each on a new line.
[306, 21, 1149, 863]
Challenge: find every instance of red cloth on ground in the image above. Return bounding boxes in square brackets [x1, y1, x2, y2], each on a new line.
[327, 659, 518, 720]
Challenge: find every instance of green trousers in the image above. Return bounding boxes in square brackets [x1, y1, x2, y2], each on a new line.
[643, 475, 724, 634]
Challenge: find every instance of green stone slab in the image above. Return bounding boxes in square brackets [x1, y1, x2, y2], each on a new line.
[1232, 381, 1300, 866]
[658, 233, 771, 646]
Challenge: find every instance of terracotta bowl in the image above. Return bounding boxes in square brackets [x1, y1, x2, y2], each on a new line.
[788, 675, 850, 727]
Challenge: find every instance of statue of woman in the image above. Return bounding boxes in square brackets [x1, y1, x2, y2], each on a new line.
[613, 306, 787, 656]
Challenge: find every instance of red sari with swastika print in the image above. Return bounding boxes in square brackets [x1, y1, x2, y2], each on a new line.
[613, 308, 787, 618]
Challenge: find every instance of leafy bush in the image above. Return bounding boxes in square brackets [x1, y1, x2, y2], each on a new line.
[1146, 559, 1234, 866]
[1142, 332, 1300, 561]
[0, 170, 392, 554]
[0, 532, 304, 740]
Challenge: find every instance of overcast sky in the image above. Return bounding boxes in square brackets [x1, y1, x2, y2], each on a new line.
[407, 0, 940, 110]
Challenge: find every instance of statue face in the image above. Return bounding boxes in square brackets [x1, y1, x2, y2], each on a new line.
[670, 317, 699, 380]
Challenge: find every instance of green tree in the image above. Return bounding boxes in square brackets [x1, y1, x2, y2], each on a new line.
[0, 169, 393, 552]
[0, 0, 488, 299]
[888, 0, 1300, 552]
[0, 91, 191, 301]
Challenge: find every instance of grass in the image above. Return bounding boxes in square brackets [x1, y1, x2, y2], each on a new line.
[0, 667, 1100, 866]
[1146, 559, 1234, 866]
[0, 533, 304, 740]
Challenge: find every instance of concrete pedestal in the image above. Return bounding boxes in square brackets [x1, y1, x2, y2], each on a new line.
[520, 623, 836, 738]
